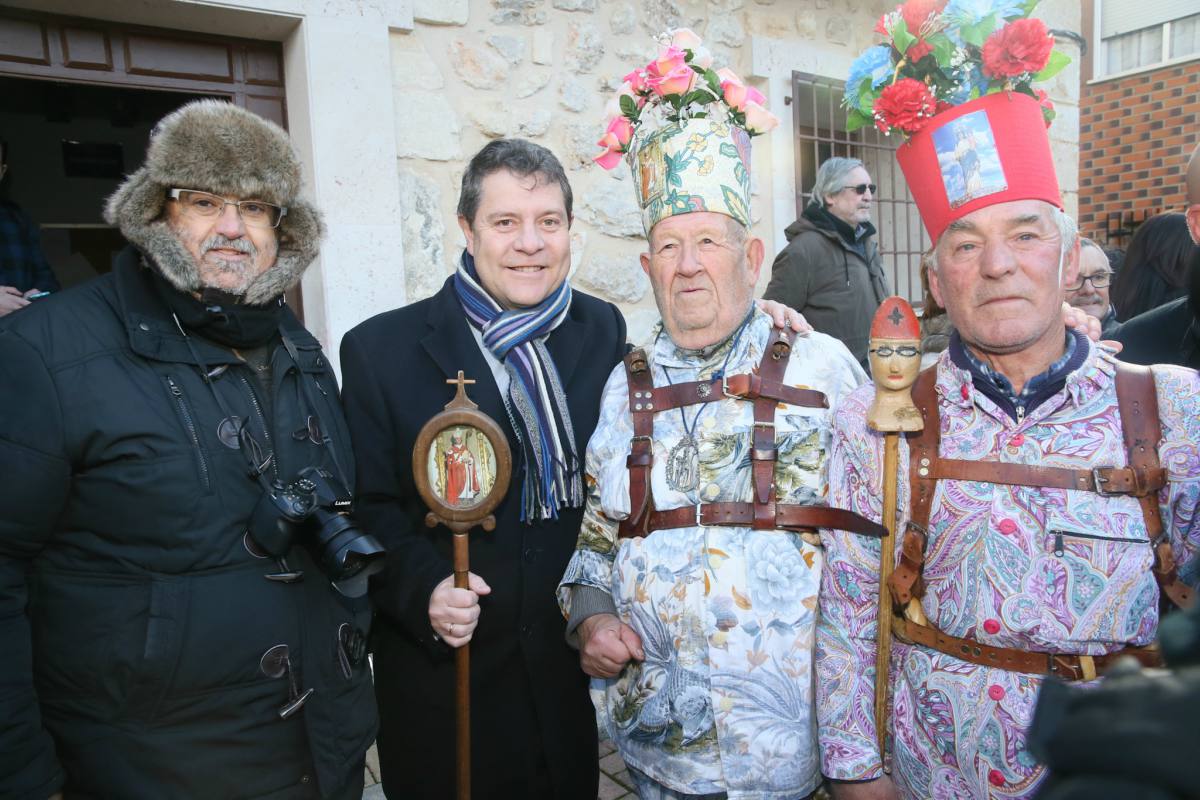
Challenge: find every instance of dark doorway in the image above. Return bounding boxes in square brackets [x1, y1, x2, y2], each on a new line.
[0, 77, 225, 288]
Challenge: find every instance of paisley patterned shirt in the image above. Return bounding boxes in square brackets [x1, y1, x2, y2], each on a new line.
[817, 343, 1200, 799]
[558, 309, 865, 799]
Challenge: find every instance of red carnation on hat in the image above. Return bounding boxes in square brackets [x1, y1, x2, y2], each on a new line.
[900, 0, 943, 37]
[982, 18, 1054, 78]
[875, 78, 937, 134]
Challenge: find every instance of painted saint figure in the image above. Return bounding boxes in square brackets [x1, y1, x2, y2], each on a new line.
[443, 430, 481, 504]
[865, 296, 923, 433]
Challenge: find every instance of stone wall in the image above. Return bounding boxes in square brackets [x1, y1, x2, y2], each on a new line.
[393, 0, 1082, 345]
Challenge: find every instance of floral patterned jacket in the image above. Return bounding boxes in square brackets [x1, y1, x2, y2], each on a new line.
[558, 309, 865, 798]
[817, 343, 1200, 799]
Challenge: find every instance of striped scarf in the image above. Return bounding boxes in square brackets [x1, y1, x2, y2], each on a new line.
[453, 251, 583, 522]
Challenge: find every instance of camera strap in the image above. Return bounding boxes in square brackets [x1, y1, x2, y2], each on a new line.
[278, 330, 352, 493]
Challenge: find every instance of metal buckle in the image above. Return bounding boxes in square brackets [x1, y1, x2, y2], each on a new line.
[1092, 467, 1114, 496]
[722, 373, 738, 399]
[903, 520, 929, 538]
[752, 421, 775, 428]
[695, 504, 710, 528]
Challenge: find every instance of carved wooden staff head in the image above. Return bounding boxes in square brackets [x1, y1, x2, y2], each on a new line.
[867, 296, 924, 433]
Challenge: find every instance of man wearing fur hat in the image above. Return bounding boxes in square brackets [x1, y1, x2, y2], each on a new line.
[818, 9, 1200, 798]
[558, 31, 885, 799]
[0, 100, 377, 799]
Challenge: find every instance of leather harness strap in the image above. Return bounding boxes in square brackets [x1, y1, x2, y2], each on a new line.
[645, 502, 886, 538]
[892, 617, 1162, 681]
[616, 327, 880, 540]
[888, 360, 1192, 681]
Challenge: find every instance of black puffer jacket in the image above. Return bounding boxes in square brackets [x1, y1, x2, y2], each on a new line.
[0, 247, 377, 800]
[763, 204, 890, 365]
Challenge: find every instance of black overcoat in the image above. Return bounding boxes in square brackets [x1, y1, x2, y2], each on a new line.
[340, 277, 626, 799]
[0, 247, 377, 799]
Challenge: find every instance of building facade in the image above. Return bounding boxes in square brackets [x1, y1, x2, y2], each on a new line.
[1, 0, 1082, 362]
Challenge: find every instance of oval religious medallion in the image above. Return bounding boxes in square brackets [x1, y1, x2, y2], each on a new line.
[666, 434, 701, 493]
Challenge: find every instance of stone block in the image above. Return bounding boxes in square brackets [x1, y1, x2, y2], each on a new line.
[609, 2, 637, 35]
[565, 21, 605, 74]
[413, 0, 468, 25]
[491, 0, 547, 25]
[575, 253, 649, 303]
[394, 91, 461, 160]
[707, 13, 746, 47]
[517, 108, 553, 137]
[469, 102, 513, 138]
[514, 69, 553, 98]
[389, 32, 444, 89]
[553, 0, 597, 10]
[624, 309, 660, 348]
[449, 39, 511, 90]
[576, 179, 643, 237]
[825, 15, 850, 45]
[397, 168, 451, 302]
[559, 77, 591, 112]
[532, 29, 554, 65]
[488, 33, 526, 65]
[563, 121, 603, 169]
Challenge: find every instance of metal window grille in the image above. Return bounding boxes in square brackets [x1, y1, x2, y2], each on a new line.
[790, 71, 929, 305]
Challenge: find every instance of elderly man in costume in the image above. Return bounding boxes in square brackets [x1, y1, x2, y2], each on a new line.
[0, 100, 377, 799]
[818, 7, 1200, 799]
[558, 30, 884, 800]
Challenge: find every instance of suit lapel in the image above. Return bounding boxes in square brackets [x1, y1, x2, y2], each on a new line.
[545, 299, 585, 390]
[419, 284, 514, 446]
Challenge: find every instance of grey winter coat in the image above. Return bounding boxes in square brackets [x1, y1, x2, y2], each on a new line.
[763, 206, 890, 364]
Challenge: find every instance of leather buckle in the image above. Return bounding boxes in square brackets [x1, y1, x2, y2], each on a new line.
[1091, 467, 1114, 496]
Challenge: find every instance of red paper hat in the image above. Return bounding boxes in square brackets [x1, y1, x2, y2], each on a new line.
[871, 296, 920, 340]
[897, 92, 1061, 243]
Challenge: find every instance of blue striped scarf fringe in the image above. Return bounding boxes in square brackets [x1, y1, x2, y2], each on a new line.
[453, 252, 583, 522]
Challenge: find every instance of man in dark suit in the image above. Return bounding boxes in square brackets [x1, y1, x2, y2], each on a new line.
[340, 139, 624, 799]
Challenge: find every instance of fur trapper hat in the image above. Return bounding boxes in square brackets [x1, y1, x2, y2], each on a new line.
[104, 99, 324, 305]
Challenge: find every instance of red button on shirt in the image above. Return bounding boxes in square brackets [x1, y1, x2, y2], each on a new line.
[989, 770, 1005, 787]
[961, 384, 970, 400]
[998, 519, 1017, 535]
[988, 684, 1006, 701]
[983, 619, 1001, 635]
[1010, 433, 1025, 446]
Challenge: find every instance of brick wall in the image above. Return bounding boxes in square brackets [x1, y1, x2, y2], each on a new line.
[1077, 62, 1200, 246]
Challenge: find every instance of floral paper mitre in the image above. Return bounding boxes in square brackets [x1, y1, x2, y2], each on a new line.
[845, 0, 1070, 241]
[628, 117, 752, 232]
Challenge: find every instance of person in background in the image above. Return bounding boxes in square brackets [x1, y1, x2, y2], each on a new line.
[1109, 211, 1196, 321]
[1066, 237, 1119, 336]
[0, 139, 59, 316]
[763, 156, 890, 365]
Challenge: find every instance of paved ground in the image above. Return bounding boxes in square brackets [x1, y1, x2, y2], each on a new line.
[360, 737, 637, 799]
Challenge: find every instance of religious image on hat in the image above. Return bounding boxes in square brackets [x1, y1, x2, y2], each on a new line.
[844, 0, 1071, 241]
[592, 28, 780, 233]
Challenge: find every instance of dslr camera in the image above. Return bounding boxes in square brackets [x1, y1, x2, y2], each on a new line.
[250, 466, 384, 597]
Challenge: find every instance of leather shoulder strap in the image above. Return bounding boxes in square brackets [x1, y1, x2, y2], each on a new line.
[619, 348, 655, 537]
[747, 327, 793, 524]
[1116, 361, 1195, 609]
[890, 366, 939, 605]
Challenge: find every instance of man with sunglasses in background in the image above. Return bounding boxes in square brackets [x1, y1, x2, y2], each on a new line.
[1065, 237, 1119, 337]
[0, 100, 376, 800]
[764, 156, 890, 366]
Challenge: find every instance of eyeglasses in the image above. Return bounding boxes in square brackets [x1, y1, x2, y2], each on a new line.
[1065, 273, 1112, 291]
[168, 188, 287, 229]
[841, 183, 877, 196]
[869, 345, 919, 358]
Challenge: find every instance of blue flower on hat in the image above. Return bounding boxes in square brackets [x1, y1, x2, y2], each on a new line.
[943, 0, 1024, 29]
[946, 63, 986, 104]
[845, 46, 893, 112]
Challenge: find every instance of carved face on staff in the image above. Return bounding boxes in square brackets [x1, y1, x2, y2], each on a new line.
[867, 297, 923, 432]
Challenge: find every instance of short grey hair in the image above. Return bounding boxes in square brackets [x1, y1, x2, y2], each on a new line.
[457, 138, 573, 226]
[810, 157, 865, 209]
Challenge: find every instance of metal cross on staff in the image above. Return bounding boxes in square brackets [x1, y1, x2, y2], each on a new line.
[412, 371, 513, 800]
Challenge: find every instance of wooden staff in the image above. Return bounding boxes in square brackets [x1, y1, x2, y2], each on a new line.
[413, 372, 513, 800]
[450, 523, 472, 800]
[865, 297, 924, 770]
